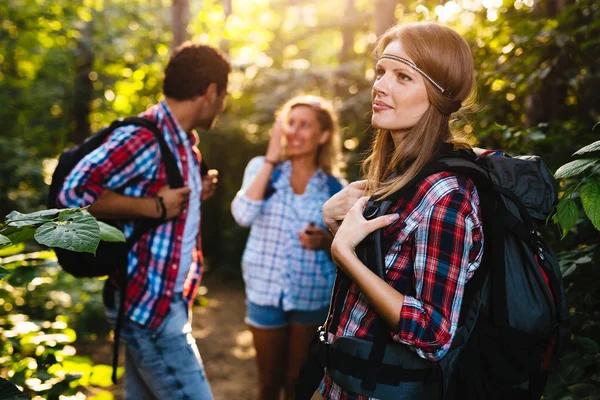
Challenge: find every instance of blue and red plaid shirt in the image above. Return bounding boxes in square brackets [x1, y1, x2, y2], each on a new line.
[320, 172, 484, 400]
[58, 100, 203, 330]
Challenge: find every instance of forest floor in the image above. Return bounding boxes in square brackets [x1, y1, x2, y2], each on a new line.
[77, 272, 259, 400]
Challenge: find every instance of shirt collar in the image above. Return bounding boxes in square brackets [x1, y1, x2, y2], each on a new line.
[278, 161, 328, 195]
[156, 100, 198, 147]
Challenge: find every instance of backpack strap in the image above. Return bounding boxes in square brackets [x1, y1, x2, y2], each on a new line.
[264, 164, 281, 199]
[105, 117, 183, 384]
[326, 175, 344, 197]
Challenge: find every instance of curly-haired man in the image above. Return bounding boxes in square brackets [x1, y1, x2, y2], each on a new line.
[59, 42, 231, 400]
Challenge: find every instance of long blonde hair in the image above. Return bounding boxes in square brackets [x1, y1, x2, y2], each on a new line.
[363, 22, 476, 198]
[279, 95, 344, 177]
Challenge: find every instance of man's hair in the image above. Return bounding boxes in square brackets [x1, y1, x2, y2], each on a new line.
[163, 42, 231, 100]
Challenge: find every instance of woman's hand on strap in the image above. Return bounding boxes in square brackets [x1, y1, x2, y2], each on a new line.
[322, 180, 367, 235]
[330, 196, 399, 266]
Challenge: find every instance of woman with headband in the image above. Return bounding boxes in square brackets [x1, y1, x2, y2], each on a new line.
[316, 22, 482, 399]
[232, 95, 344, 400]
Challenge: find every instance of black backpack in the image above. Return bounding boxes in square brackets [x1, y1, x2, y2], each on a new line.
[297, 149, 570, 400]
[47, 117, 183, 278]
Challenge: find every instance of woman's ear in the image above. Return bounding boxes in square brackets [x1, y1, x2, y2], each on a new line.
[319, 130, 331, 145]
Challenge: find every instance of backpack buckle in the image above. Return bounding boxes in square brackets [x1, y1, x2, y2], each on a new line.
[317, 325, 329, 346]
[530, 230, 546, 261]
[363, 203, 380, 220]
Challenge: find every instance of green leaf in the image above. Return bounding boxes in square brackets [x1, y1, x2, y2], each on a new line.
[574, 140, 600, 156]
[4, 226, 37, 245]
[0, 242, 25, 257]
[573, 336, 600, 353]
[4, 209, 61, 227]
[97, 221, 126, 243]
[0, 234, 11, 248]
[555, 159, 600, 179]
[556, 198, 579, 236]
[0, 267, 9, 280]
[581, 177, 600, 231]
[34, 209, 100, 254]
[568, 383, 596, 397]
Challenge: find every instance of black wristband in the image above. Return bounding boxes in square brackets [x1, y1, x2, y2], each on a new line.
[156, 196, 167, 221]
[264, 158, 279, 166]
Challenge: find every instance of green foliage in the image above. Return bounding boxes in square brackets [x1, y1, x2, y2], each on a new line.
[544, 245, 600, 400]
[554, 139, 600, 237]
[546, 136, 600, 399]
[0, 208, 124, 397]
[0, 252, 120, 399]
[0, 208, 124, 257]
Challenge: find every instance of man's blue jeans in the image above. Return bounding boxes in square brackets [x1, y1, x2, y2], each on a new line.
[108, 294, 214, 400]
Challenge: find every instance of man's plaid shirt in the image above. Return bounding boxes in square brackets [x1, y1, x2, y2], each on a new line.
[58, 101, 203, 330]
[320, 172, 484, 400]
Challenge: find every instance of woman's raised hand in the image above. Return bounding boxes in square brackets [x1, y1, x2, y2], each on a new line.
[265, 117, 283, 163]
[330, 196, 399, 265]
[323, 180, 367, 234]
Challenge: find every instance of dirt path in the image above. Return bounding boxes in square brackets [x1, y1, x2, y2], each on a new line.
[79, 273, 258, 399]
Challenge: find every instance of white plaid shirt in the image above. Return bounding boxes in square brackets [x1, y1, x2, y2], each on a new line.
[231, 156, 340, 311]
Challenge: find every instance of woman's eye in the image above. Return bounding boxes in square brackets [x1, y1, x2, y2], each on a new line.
[397, 73, 412, 82]
[375, 69, 385, 78]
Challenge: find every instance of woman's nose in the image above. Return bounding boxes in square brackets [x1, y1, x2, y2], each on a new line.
[373, 74, 390, 96]
[285, 125, 298, 136]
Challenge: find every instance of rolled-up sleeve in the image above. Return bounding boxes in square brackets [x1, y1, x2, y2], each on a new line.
[231, 156, 266, 228]
[392, 189, 481, 361]
[58, 127, 159, 208]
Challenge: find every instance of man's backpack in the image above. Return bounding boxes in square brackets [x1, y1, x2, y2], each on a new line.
[47, 117, 183, 278]
[264, 162, 344, 199]
[297, 149, 570, 400]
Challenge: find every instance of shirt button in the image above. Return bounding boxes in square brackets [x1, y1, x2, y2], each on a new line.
[172, 264, 177, 270]
[177, 235, 182, 240]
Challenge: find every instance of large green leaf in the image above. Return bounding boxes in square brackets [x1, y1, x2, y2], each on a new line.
[555, 159, 600, 179]
[574, 140, 600, 156]
[556, 198, 579, 236]
[0, 234, 11, 248]
[34, 209, 100, 255]
[581, 177, 600, 231]
[4, 209, 62, 227]
[0, 267, 9, 280]
[97, 221, 126, 243]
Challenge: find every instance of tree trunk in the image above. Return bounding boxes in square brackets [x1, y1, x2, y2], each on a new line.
[374, 0, 397, 38]
[172, 0, 190, 49]
[220, 0, 233, 54]
[70, 19, 94, 144]
[340, 0, 356, 62]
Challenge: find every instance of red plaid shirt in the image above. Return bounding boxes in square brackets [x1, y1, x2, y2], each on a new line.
[320, 172, 484, 399]
[58, 101, 203, 329]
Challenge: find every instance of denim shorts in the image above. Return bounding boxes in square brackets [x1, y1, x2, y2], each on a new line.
[245, 299, 329, 329]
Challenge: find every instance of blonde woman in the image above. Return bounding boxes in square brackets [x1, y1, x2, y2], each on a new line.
[319, 22, 483, 399]
[232, 95, 344, 400]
